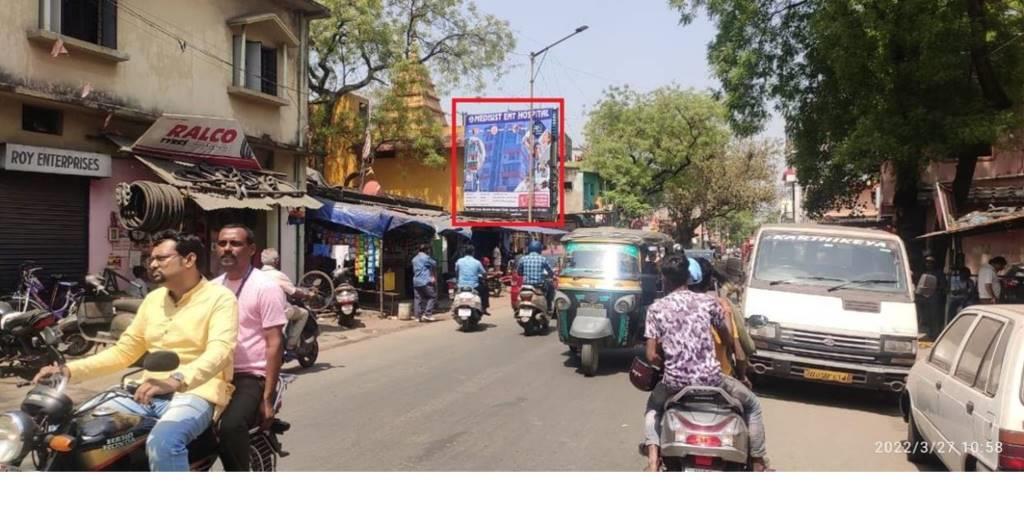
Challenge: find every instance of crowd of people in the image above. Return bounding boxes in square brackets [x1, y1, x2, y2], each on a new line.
[914, 254, 1009, 340]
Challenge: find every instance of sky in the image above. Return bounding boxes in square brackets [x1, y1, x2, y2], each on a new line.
[440, 0, 786, 147]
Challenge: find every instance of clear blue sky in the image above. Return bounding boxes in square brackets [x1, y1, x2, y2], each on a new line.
[441, 0, 785, 146]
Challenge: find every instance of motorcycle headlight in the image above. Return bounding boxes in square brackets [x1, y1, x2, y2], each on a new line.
[0, 411, 35, 464]
[882, 337, 917, 355]
[613, 295, 636, 314]
[553, 291, 571, 311]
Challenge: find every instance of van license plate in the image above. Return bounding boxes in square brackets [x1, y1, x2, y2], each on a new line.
[803, 368, 853, 383]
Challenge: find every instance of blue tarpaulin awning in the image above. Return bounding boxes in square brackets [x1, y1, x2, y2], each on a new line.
[499, 226, 567, 235]
[310, 198, 453, 237]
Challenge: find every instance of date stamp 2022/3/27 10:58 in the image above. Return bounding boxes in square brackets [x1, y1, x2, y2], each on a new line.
[875, 440, 1003, 456]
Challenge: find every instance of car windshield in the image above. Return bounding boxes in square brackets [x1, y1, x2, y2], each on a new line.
[753, 232, 907, 293]
[563, 242, 640, 280]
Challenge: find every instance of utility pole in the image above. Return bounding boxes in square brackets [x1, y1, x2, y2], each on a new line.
[528, 25, 589, 222]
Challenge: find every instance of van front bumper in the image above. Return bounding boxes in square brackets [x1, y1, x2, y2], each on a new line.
[749, 350, 911, 391]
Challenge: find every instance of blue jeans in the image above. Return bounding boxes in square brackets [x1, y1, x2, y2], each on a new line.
[96, 393, 214, 471]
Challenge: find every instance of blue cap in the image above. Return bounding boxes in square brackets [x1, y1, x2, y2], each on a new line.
[687, 258, 703, 285]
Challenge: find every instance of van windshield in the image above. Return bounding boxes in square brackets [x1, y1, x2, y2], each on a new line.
[753, 232, 908, 294]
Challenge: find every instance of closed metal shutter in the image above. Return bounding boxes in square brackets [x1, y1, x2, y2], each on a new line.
[0, 172, 89, 292]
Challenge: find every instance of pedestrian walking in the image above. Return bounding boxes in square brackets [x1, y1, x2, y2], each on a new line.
[412, 244, 438, 322]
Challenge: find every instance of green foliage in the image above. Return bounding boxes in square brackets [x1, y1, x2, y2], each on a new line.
[584, 86, 776, 243]
[670, 0, 1024, 217]
[308, 0, 515, 171]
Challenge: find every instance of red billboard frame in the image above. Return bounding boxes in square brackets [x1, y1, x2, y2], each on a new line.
[450, 97, 566, 228]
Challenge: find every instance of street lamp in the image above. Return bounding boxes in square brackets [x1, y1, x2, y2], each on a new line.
[527, 25, 589, 222]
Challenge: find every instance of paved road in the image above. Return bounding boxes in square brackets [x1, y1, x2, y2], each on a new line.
[278, 303, 931, 471]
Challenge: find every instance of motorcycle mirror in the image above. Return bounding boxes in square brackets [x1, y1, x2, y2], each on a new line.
[133, 351, 180, 372]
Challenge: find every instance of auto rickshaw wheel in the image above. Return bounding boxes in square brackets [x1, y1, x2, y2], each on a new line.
[581, 343, 599, 377]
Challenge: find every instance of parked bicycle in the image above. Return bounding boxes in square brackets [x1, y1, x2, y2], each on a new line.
[2, 262, 83, 320]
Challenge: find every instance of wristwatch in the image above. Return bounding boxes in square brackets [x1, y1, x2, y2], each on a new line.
[169, 372, 187, 391]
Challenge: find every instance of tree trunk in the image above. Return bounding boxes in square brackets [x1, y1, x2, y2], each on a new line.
[952, 147, 984, 211]
[891, 159, 927, 273]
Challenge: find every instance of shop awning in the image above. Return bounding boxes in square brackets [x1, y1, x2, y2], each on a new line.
[918, 209, 1024, 239]
[135, 155, 322, 210]
[500, 226, 568, 235]
[310, 198, 450, 237]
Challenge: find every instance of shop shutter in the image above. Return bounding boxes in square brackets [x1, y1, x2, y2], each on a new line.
[0, 172, 89, 292]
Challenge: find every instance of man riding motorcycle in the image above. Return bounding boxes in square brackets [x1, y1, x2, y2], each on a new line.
[455, 245, 489, 315]
[213, 225, 289, 472]
[259, 248, 311, 349]
[33, 230, 238, 472]
[640, 253, 769, 472]
[517, 240, 554, 311]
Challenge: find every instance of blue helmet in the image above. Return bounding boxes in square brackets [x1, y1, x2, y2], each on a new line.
[528, 240, 543, 254]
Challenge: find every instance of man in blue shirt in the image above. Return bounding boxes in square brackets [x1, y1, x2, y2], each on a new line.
[411, 244, 438, 322]
[518, 240, 555, 308]
[455, 245, 489, 315]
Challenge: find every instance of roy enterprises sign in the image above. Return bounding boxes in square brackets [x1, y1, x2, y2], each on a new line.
[1, 143, 111, 178]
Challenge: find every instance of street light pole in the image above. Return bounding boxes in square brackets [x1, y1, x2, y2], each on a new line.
[527, 25, 589, 223]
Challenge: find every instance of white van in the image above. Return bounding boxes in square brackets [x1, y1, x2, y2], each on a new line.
[743, 224, 919, 392]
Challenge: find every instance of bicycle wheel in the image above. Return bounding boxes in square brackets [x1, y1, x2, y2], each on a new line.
[299, 271, 334, 313]
[0, 295, 46, 313]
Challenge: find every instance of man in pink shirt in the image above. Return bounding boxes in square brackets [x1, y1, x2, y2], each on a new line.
[213, 224, 288, 471]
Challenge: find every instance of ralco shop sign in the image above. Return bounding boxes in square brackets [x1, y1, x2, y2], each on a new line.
[1, 143, 111, 178]
[131, 114, 262, 170]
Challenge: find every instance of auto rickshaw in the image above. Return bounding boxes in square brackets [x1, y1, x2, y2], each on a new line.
[553, 227, 674, 376]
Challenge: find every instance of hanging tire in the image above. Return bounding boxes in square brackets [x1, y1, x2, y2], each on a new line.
[297, 338, 319, 368]
[581, 343, 599, 377]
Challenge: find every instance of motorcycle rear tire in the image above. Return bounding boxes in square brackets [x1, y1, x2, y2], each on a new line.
[581, 343, 599, 377]
[337, 313, 356, 328]
[460, 319, 475, 332]
[61, 333, 94, 357]
[297, 338, 319, 368]
[490, 284, 502, 297]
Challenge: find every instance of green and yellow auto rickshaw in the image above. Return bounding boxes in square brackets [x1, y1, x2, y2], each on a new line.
[553, 227, 674, 376]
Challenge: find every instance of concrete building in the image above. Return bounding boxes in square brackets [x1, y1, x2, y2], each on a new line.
[0, 0, 329, 288]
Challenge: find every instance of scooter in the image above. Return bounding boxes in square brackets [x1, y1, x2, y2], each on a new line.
[451, 287, 483, 332]
[0, 304, 62, 378]
[658, 385, 752, 471]
[57, 275, 142, 357]
[515, 285, 549, 336]
[331, 266, 359, 328]
[284, 296, 320, 368]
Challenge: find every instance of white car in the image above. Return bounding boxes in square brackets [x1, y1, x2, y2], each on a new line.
[904, 305, 1024, 471]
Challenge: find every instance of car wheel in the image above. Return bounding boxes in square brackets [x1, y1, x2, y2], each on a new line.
[906, 411, 933, 464]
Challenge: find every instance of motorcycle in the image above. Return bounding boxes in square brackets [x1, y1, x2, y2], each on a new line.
[332, 267, 359, 328]
[451, 287, 483, 332]
[57, 274, 142, 357]
[0, 350, 293, 472]
[515, 284, 550, 336]
[0, 303, 62, 378]
[486, 267, 504, 297]
[284, 296, 320, 369]
[658, 385, 752, 471]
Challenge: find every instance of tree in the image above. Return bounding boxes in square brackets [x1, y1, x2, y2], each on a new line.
[584, 86, 729, 217]
[669, 0, 1024, 253]
[308, 0, 515, 178]
[664, 138, 777, 244]
[584, 86, 776, 244]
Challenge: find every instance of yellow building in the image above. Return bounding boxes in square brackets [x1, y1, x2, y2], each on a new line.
[321, 67, 463, 212]
[0, 0, 329, 286]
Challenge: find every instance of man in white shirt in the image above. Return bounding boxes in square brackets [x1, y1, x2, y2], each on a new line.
[260, 248, 310, 348]
[978, 256, 1007, 304]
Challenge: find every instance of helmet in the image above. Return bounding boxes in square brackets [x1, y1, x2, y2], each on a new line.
[528, 240, 543, 254]
[686, 257, 703, 286]
[629, 357, 662, 392]
[690, 258, 716, 293]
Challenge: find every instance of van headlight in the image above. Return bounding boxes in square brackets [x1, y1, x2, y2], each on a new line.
[0, 412, 35, 464]
[553, 291, 571, 312]
[746, 315, 779, 340]
[613, 295, 636, 314]
[882, 337, 917, 354]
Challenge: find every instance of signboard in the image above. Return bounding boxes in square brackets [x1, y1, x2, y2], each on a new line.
[131, 114, 261, 170]
[1, 143, 111, 178]
[463, 109, 558, 218]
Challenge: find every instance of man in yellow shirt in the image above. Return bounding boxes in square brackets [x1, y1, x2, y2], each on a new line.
[34, 230, 238, 471]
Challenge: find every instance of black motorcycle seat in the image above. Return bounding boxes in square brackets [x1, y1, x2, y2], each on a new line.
[113, 298, 144, 313]
[1, 309, 46, 333]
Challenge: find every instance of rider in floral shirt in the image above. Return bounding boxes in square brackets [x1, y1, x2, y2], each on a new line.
[641, 253, 769, 471]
